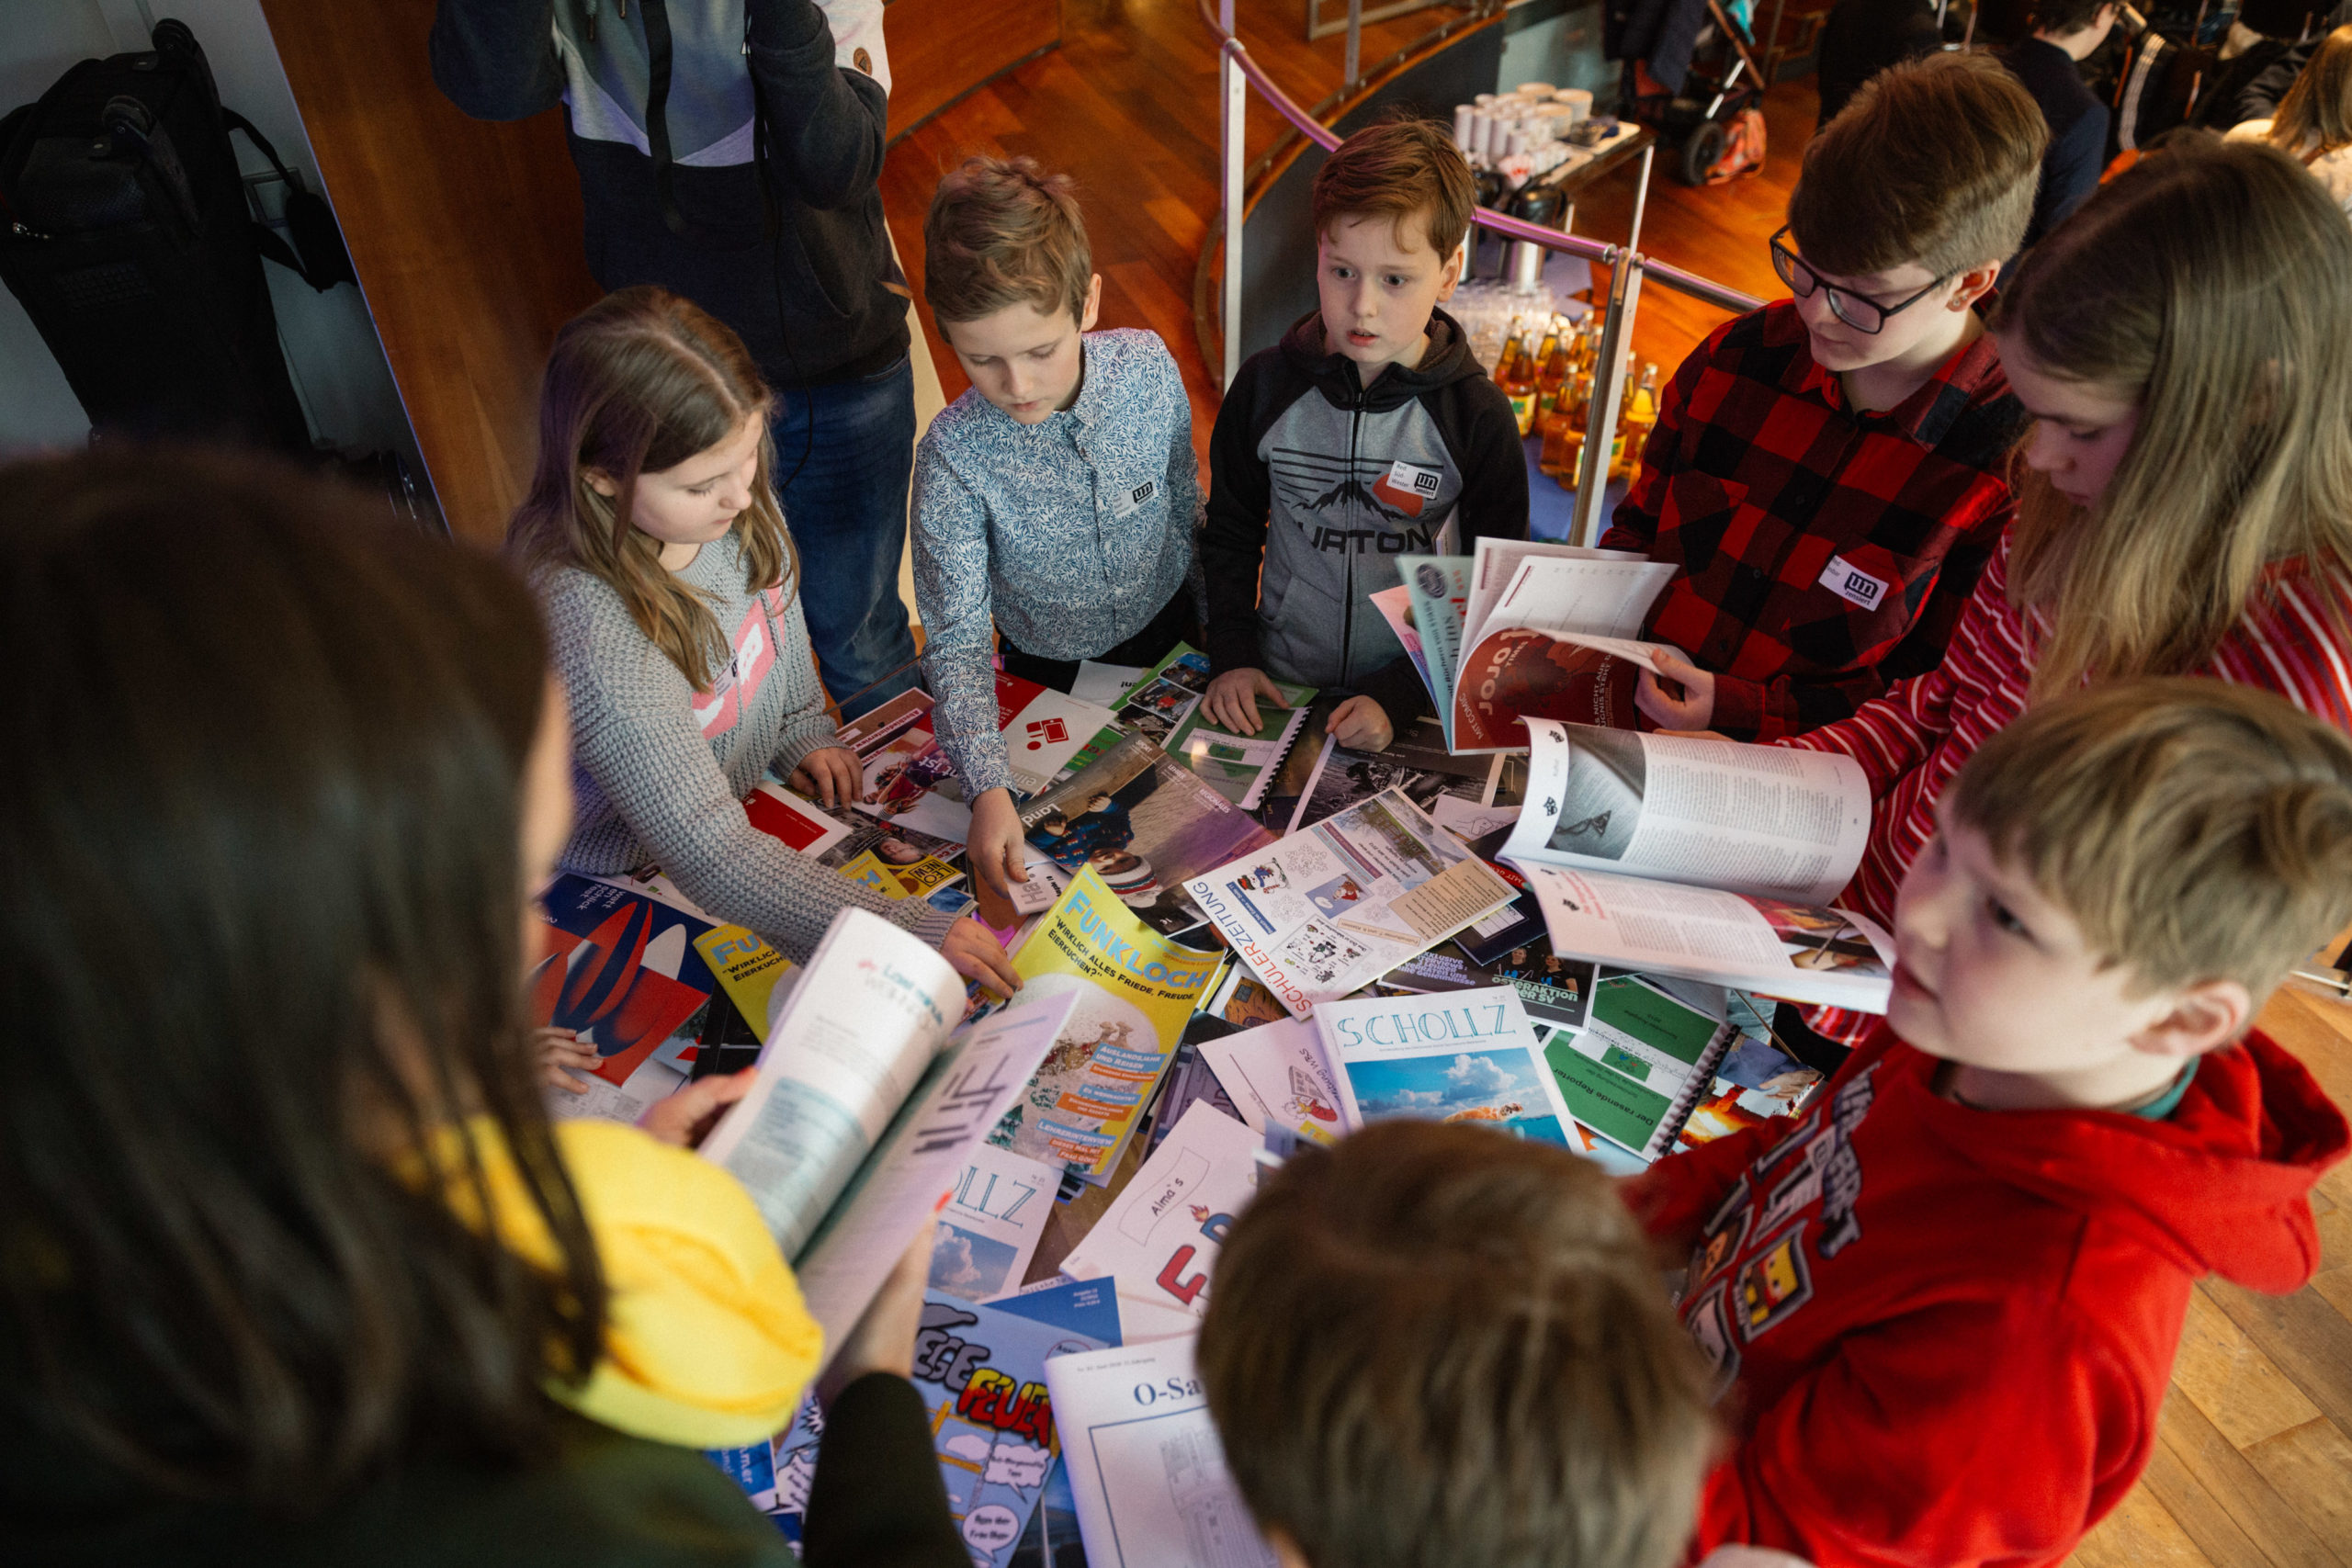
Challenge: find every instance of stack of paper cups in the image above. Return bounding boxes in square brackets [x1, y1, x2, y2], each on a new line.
[1453, 103, 1476, 149]
[1556, 87, 1593, 125]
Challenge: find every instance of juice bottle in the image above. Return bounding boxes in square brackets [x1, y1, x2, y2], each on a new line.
[1491, 316, 1524, 385]
[1611, 359, 1660, 481]
[1502, 329, 1542, 436]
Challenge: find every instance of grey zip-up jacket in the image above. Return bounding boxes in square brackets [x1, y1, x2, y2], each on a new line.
[1202, 308, 1528, 725]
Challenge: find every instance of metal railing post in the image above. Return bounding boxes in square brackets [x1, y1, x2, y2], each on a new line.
[1344, 0, 1363, 87]
[1219, 2, 1245, 389]
[1625, 142, 1657, 259]
[1570, 252, 1645, 547]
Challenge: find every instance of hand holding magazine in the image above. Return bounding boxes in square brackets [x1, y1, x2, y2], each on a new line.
[1377, 540, 1678, 751]
[695, 907, 1078, 1359]
[1501, 719, 1894, 1010]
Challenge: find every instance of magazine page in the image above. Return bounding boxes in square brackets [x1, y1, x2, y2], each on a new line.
[1282, 718, 1503, 836]
[1313, 985, 1577, 1147]
[696, 908, 969, 1257]
[1057, 1101, 1265, 1345]
[1072, 660, 1148, 706]
[1119, 646, 1315, 813]
[692, 924, 798, 1040]
[1196, 1015, 1345, 1145]
[1366, 583, 1430, 698]
[932, 1143, 1066, 1303]
[999, 672, 1122, 795]
[1376, 939, 1597, 1031]
[530, 873, 719, 1090]
[1186, 787, 1520, 1016]
[1543, 973, 1735, 1162]
[791, 989, 1078, 1347]
[988, 867, 1226, 1182]
[743, 780, 854, 858]
[1513, 863, 1896, 1011]
[1449, 557, 1677, 751]
[1044, 1333, 1280, 1568]
[1505, 719, 1870, 906]
[1394, 554, 1472, 727]
[1457, 537, 1651, 660]
[1019, 731, 1277, 937]
[737, 1287, 1115, 1566]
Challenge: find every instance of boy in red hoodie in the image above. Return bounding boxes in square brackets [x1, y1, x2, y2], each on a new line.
[1623, 677, 2352, 1568]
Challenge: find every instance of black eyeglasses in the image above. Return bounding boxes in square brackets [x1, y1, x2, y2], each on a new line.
[1769, 226, 1947, 335]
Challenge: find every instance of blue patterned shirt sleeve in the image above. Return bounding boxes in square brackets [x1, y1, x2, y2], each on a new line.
[912, 328, 1198, 797]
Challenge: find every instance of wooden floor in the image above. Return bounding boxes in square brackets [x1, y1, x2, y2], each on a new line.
[876, 10, 2352, 1561]
[2067, 981, 2352, 1568]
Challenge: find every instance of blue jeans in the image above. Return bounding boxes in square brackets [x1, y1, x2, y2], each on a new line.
[770, 355, 920, 718]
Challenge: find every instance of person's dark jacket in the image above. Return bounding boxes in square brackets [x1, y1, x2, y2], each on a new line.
[430, 0, 908, 389]
[8, 1374, 965, 1568]
[1607, 0, 1714, 96]
[2001, 37, 2110, 248]
[2238, 0, 2352, 122]
[1815, 0, 1943, 126]
[1203, 308, 1528, 728]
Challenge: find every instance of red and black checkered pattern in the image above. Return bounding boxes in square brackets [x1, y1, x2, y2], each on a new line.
[1600, 300, 2029, 740]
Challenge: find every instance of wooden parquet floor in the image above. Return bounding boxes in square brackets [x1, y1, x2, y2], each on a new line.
[876, 12, 2352, 1561]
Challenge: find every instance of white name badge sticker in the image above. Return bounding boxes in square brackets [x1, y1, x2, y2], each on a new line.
[1108, 478, 1157, 520]
[1817, 555, 1890, 611]
[1385, 459, 1442, 501]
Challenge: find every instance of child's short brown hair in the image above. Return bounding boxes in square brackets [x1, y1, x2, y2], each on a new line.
[1198, 1121, 1713, 1568]
[1310, 117, 1477, 259]
[1787, 51, 2046, 277]
[1951, 678, 2352, 1000]
[922, 154, 1092, 326]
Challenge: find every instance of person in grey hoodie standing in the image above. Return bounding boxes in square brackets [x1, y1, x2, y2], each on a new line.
[431, 0, 920, 717]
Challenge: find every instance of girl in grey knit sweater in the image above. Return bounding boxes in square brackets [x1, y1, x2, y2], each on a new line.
[508, 288, 1019, 991]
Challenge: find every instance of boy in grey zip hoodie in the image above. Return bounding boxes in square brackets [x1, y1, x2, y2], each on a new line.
[1201, 119, 1528, 751]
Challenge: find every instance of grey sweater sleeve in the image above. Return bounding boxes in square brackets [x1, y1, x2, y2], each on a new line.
[766, 585, 848, 782]
[544, 571, 960, 961]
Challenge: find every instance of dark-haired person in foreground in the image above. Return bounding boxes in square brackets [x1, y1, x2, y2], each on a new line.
[0, 449, 964, 1567]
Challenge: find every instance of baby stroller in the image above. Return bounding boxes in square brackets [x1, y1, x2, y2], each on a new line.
[1607, 0, 1771, 185]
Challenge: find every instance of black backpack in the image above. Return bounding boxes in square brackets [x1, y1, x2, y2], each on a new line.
[0, 17, 355, 450]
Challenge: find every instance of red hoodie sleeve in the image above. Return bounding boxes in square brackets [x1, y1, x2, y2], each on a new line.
[1618, 1122, 1786, 1258]
[1692, 1302, 2153, 1568]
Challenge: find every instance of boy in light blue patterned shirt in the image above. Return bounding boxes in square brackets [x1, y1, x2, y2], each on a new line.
[912, 155, 1204, 896]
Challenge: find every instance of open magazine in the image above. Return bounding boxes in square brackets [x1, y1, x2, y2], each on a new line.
[1501, 719, 1894, 1010]
[1184, 786, 1521, 1016]
[1373, 539, 1677, 751]
[694, 907, 1078, 1357]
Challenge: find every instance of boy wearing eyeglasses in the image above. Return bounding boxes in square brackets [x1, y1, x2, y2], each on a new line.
[1600, 53, 2044, 742]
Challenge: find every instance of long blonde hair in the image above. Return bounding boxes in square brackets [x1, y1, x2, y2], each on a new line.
[1993, 135, 2352, 699]
[2271, 26, 2352, 159]
[507, 287, 797, 691]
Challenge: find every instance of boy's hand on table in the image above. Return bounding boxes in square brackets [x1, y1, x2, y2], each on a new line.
[536, 1027, 600, 1095]
[1636, 648, 1717, 730]
[639, 1066, 757, 1148]
[1328, 694, 1395, 752]
[966, 788, 1029, 898]
[788, 746, 862, 809]
[944, 915, 1023, 996]
[817, 1222, 937, 1409]
[1203, 667, 1288, 734]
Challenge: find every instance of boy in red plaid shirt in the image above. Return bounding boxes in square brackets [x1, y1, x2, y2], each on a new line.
[1602, 54, 2045, 741]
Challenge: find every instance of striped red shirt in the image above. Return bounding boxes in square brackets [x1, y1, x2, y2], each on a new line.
[1784, 531, 2352, 1040]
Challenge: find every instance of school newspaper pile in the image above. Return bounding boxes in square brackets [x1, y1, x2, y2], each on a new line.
[544, 653, 1887, 1567]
